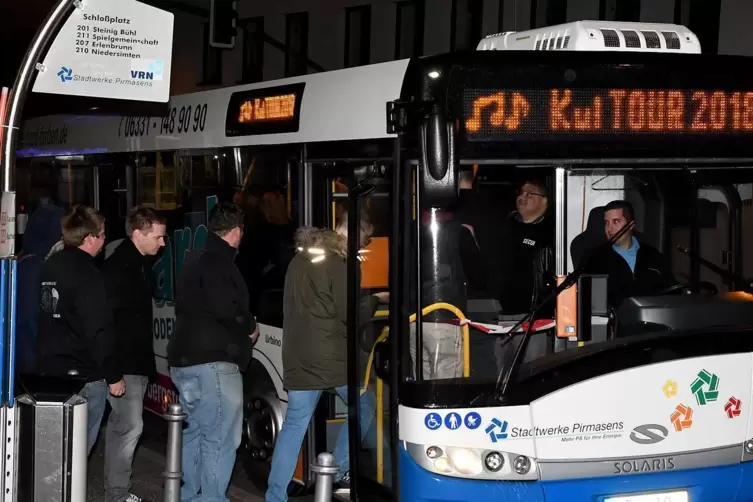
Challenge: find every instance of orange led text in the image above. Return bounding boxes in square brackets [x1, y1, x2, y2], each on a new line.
[238, 94, 297, 123]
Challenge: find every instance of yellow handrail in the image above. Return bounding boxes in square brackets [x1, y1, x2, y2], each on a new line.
[360, 302, 470, 397]
[360, 302, 470, 485]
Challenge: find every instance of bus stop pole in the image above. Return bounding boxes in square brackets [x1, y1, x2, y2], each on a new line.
[1, 0, 73, 198]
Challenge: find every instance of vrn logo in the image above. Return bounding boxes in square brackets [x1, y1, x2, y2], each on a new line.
[131, 70, 154, 80]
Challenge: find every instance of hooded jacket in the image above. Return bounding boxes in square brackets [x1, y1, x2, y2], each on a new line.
[282, 227, 379, 390]
[16, 203, 65, 374]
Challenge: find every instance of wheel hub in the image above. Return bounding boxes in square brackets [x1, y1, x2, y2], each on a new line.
[243, 397, 278, 461]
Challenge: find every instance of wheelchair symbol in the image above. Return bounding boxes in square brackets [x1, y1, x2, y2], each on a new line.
[425, 413, 442, 430]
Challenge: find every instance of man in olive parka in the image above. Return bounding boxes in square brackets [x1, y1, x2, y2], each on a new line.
[265, 216, 388, 502]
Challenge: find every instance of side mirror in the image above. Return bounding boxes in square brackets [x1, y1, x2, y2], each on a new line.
[420, 106, 458, 208]
[373, 340, 391, 382]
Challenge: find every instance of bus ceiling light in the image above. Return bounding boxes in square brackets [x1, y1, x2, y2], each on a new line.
[513, 455, 532, 475]
[428, 70, 441, 79]
[426, 446, 443, 459]
[484, 451, 504, 472]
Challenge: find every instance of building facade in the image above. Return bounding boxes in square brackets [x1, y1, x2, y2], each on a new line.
[165, 0, 751, 96]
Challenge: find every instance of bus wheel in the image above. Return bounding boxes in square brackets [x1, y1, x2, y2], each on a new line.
[243, 394, 280, 464]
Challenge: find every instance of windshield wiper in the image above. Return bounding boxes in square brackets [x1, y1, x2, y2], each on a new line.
[494, 220, 635, 401]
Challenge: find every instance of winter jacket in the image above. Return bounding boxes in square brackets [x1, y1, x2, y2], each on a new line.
[282, 227, 379, 390]
[102, 239, 157, 377]
[167, 232, 257, 369]
[16, 203, 65, 374]
[36, 247, 121, 384]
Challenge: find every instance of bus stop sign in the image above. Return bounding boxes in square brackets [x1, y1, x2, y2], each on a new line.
[31, 0, 174, 103]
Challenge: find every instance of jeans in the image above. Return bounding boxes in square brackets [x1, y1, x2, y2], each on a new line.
[105, 375, 148, 502]
[79, 379, 108, 455]
[265, 386, 385, 502]
[170, 362, 243, 502]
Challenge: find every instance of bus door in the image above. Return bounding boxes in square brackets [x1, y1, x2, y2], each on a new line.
[342, 164, 394, 501]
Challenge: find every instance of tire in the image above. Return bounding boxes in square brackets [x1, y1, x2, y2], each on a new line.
[240, 384, 309, 497]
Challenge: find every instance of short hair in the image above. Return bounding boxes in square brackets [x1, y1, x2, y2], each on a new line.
[61, 205, 105, 247]
[523, 179, 549, 198]
[604, 200, 635, 223]
[208, 202, 245, 237]
[125, 206, 166, 237]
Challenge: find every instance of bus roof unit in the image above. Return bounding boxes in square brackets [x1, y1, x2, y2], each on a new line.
[476, 20, 701, 54]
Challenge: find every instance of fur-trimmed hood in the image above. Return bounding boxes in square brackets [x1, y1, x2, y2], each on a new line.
[294, 226, 347, 259]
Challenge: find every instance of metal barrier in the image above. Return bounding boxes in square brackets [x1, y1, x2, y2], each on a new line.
[163, 403, 186, 502]
[311, 452, 339, 502]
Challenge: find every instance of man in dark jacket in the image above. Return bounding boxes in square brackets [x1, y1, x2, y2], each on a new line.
[167, 202, 258, 502]
[37, 205, 125, 455]
[498, 180, 554, 315]
[102, 206, 166, 502]
[586, 199, 676, 309]
[265, 217, 388, 502]
[16, 202, 65, 375]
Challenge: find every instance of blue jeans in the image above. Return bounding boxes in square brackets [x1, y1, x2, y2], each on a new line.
[265, 386, 385, 502]
[171, 362, 243, 502]
[79, 379, 108, 455]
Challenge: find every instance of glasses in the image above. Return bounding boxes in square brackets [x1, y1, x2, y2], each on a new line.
[518, 190, 545, 198]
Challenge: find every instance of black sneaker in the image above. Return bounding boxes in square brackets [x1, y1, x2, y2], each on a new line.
[334, 471, 350, 494]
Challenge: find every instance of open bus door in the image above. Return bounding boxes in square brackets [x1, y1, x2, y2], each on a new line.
[343, 167, 395, 502]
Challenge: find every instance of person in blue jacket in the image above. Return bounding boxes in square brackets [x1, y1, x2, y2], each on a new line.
[16, 202, 65, 375]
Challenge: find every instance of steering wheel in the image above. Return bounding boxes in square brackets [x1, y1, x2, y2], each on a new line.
[657, 281, 719, 296]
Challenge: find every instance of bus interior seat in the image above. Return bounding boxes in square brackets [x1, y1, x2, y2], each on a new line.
[571, 206, 606, 269]
[669, 200, 730, 292]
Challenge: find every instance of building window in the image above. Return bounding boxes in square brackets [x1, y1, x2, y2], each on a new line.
[545, 0, 567, 26]
[285, 12, 309, 77]
[599, 0, 640, 21]
[498, 0, 505, 31]
[395, 0, 425, 59]
[685, 0, 721, 54]
[451, 0, 482, 51]
[242, 17, 264, 83]
[201, 22, 223, 85]
[344, 5, 371, 67]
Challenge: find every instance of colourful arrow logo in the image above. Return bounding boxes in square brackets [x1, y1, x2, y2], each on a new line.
[670, 404, 693, 431]
[690, 369, 719, 406]
[662, 379, 678, 398]
[725, 397, 742, 419]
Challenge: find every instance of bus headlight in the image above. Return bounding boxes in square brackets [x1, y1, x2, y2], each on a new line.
[513, 455, 532, 475]
[484, 451, 504, 472]
[447, 448, 483, 476]
[407, 441, 538, 480]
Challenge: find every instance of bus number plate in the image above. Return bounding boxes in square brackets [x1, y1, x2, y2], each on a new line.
[604, 491, 688, 502]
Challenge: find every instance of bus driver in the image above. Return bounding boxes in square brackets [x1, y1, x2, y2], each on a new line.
[585, 200, 675, 309]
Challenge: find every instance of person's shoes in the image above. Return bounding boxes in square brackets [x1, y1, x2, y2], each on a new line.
[334, 471, 350, 494]
[124, 494, 142, 502]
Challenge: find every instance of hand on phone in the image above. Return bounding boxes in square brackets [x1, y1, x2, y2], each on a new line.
[109, 379, 126, 397]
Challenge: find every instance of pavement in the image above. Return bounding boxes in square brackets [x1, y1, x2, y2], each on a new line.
[85, 411, 265, 502]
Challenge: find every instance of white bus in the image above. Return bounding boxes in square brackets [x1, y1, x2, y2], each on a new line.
[17, 20, 753, 501]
